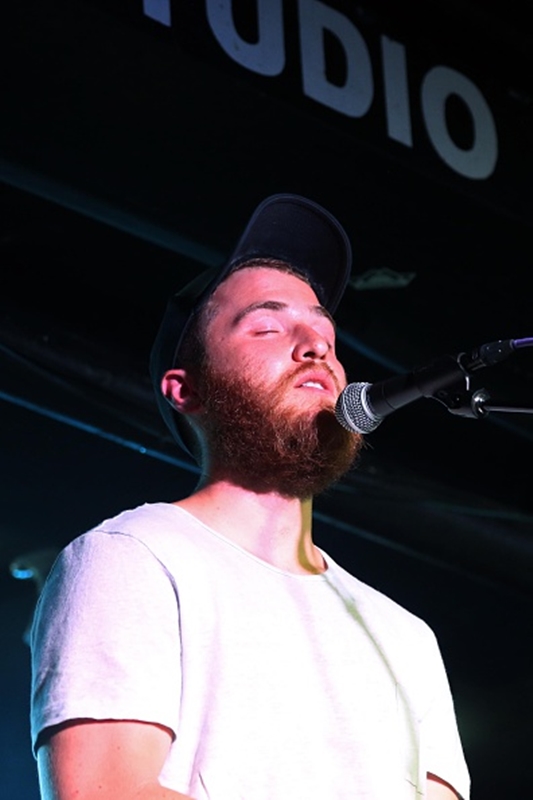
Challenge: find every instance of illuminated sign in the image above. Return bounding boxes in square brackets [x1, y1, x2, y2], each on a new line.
[143, 0, 498, 180]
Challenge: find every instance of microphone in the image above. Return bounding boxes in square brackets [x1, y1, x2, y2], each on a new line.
[335, 339, 518, 434]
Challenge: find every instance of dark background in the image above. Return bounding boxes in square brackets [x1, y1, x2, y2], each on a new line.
[1, 2, 532, 797]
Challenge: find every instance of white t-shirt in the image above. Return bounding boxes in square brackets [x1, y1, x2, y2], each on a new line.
[31, 502, 470, 799]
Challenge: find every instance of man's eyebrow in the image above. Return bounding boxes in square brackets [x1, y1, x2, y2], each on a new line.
[232, 300, 336, 328]
[315, 305, 336, 329]
[233, 300, 286, 326]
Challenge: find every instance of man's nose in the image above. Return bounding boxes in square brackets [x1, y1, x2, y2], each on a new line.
[292, 326, 330, 361]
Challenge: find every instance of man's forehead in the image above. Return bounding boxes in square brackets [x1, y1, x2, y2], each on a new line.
[211, 265, 321, 307]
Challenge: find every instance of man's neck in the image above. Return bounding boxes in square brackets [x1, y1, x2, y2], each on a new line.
[174, 479, 326, 575]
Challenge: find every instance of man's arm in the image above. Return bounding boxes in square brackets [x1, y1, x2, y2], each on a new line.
[37, 726, 462, 800]
[427, 772, 461, 800]
[36, 719, 194, 800]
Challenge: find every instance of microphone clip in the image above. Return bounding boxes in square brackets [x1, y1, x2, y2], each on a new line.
[431, 382, 492, 419]
[432, 349, 533, 419]
[416, 353, 485, 419]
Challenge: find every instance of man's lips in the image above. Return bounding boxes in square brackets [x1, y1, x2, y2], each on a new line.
[294, 367, 340, 397]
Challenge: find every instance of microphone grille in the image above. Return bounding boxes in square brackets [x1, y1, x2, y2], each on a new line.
[335, 382, 381, 434]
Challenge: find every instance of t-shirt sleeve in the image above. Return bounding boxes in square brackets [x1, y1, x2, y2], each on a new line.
[420, 630, 471, 800]
[30, 529, 182, 755]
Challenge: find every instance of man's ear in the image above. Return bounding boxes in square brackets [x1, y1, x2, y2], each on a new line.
[161, 369, 202, 415]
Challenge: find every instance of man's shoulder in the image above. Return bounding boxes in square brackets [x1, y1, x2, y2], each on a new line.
[324, 553, 436, 643]
[93, 501, 187, 535]
[54, 502, 207, 570]
[324, 556, 446, 693]
[86, 501, 208, 555]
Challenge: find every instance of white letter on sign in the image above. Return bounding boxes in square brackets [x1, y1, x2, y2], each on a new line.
[298, 0, 373, 118]
[421, 66, 498, 179]
[206, 0, 285, 76]
[143, 0, 171, 26]
[381, 36, 412, 147]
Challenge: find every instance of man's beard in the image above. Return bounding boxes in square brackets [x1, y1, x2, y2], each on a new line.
[196, 363, 364, 499]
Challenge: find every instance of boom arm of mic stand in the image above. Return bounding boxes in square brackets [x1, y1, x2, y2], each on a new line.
[470, 389, 533, 416]
[438, 387, 533, 419]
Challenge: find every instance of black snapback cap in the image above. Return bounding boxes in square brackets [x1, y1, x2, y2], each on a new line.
[150, 193, 352, 456]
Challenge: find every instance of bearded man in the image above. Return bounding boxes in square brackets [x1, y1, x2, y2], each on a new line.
[30, 195, 470, 800]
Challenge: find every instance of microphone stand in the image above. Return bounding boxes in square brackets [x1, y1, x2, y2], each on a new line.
[446, 387, 533, 419]
[427, 338, 533, 420]
[335, 337, 533, 433]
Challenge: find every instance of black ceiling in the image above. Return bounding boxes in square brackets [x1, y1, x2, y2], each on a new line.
[2, 2, 533, 798]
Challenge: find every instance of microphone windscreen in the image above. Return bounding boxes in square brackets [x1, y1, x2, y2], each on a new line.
[335, 382, 381, 434]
